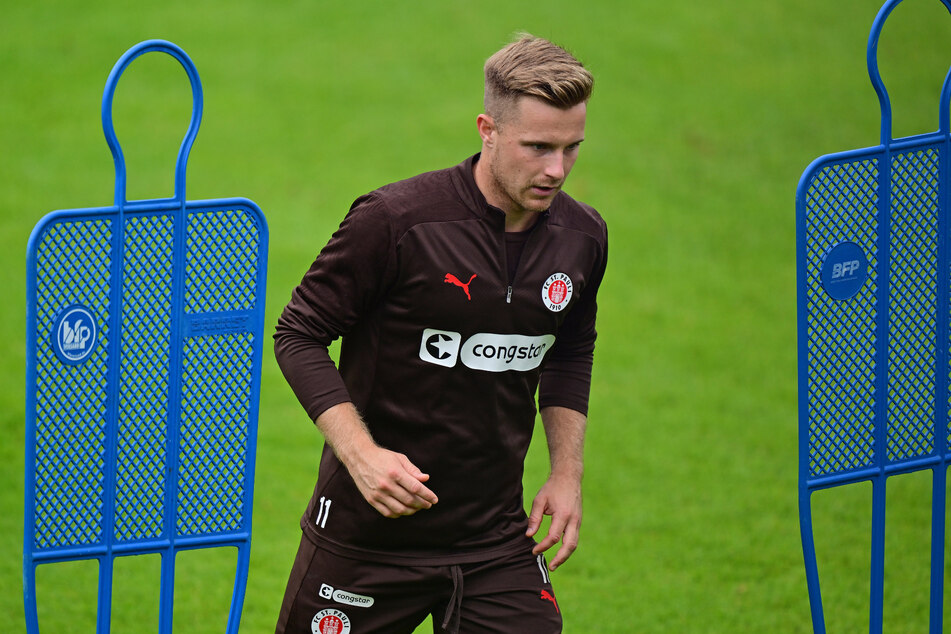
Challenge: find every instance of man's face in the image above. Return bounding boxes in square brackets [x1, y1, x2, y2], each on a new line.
[480, 97, 587, 216]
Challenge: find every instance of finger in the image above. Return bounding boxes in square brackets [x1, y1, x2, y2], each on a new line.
[397, 456, 439, 505]
[525, 497, 547, 538]
[374, 489, 427, 518]
[377, 475, 429, 511]
[402, 475, 439, 506]
[402, 460, 430, 482]
[374, 466, 437, 510]
[531, 527, 561, 556]
[363, 473, 425, 515]
[532, 534, 558, 556]
[532, 509, 569, 555]
[370, 497, 403, 519]
[548, 517, 581, 570]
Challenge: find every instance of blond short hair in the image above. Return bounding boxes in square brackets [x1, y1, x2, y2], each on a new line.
[483, 34, 593, 124]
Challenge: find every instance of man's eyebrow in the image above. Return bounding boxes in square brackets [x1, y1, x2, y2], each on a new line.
[520, 139, 585, 147]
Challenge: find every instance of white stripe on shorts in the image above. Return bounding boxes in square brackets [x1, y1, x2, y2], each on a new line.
[537, 554, 550, 584]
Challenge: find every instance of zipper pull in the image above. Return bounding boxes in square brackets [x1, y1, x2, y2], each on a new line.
[506, 285, 513, 304]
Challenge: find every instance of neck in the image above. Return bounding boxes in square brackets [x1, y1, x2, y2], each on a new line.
[473, 155, 540, 233]
[503, 209, 540, 232]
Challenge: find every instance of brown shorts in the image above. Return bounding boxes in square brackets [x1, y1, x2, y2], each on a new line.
[275, 534, 563, 634]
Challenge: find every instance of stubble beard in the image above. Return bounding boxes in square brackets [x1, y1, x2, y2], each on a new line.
[489, 160, 556, 215]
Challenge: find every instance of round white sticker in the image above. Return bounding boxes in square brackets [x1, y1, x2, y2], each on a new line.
[312, 608, 351, 634]
[541, 273, 573, 312]
[52, 304, 98, 365]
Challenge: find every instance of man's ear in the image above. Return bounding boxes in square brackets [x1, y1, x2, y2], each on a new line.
[476, 113, 497, 148]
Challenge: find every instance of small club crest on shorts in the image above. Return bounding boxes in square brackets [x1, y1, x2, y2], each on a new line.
[542, 273, 573, 312]
[312, 608, 351, 634]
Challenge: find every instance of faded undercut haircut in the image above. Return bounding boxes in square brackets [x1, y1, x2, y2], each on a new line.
[483, 33, 593, 125]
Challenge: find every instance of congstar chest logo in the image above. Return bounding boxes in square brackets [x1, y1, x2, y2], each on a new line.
[419, 328, 555, 372]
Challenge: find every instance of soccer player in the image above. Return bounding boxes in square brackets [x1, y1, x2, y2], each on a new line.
[274, 33, 607, 634]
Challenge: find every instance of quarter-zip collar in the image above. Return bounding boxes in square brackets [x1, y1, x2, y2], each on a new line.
[449, 153, 552, 230]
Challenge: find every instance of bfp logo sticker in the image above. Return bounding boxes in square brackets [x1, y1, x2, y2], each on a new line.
[51, 305, 98, 365]
[820, 242, 868, 301]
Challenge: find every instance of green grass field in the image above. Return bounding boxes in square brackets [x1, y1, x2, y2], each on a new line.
[5, 0, 951, 631]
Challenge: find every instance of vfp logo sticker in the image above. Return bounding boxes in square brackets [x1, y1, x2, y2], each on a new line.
[51, 305, 98, 365]
[820, 241, 868, 300]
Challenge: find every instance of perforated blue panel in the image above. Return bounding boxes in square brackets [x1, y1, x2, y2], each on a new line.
[803, 158, 880, 478]
[32, 218, 114, 550]
[178, 331, 254, 536]
[185, 208, 261, 314]
[887, 148, 940, 463]
[115, 213, 173, 543]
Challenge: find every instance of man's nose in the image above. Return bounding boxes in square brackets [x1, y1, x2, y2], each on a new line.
[544, 151, 567, 181]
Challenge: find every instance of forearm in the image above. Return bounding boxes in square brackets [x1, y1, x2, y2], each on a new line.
[314, 402, 439, 518]
[314, 402, 376, 468]
[540, 405, 587, 481]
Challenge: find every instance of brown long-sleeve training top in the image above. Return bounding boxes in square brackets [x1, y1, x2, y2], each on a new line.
[274, 154, 608, 565]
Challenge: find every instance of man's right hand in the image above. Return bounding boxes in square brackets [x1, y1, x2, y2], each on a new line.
[348, 446, 439, 518]
[315, 402, 438, 518]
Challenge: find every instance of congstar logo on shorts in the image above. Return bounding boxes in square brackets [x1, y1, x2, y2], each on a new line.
[319, 583, 375, 608]
[419, 329, 555, 372]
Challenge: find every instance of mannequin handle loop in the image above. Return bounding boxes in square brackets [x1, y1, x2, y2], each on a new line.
[101, 40, 203, 207]
[866, 0, 951, 144]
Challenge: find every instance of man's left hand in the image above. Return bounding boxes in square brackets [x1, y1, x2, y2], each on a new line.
[526, 474, 582, 571]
